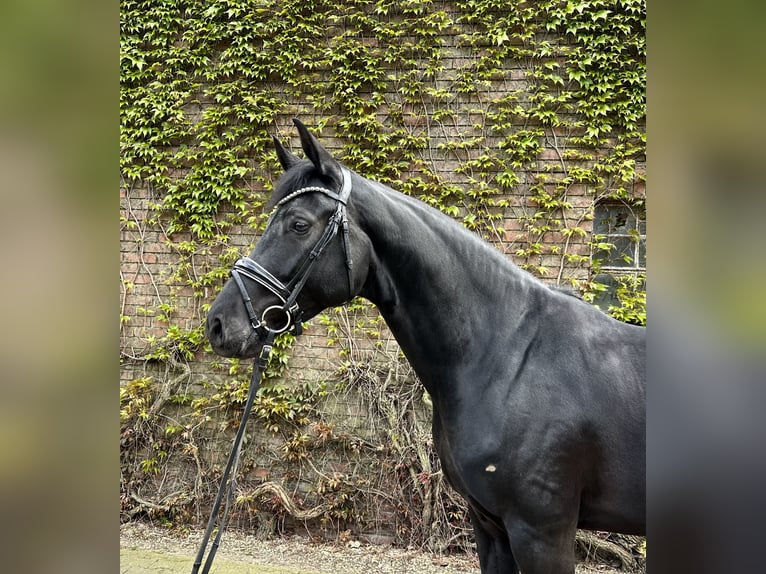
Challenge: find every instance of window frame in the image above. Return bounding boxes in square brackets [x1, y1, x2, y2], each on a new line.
[590, 199, 646, 316]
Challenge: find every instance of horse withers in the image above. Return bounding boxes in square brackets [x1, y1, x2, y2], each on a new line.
[206, 120, 646, 574]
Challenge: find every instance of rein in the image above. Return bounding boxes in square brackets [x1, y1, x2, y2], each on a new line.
[191, 168, 353, 574]
[190, 331, 274, 574]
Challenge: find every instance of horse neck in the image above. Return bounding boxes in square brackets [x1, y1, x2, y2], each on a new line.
[355, 179, 540, 397]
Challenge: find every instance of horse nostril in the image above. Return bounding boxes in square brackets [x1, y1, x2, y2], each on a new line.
[207, 315, 224, 344]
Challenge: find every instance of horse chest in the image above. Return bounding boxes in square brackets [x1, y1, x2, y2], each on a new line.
[430, 384, 590, 508]
[431, 404, 516, 501]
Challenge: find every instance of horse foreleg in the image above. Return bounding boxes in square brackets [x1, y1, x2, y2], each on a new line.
[469, 507, 519, 574]
[504, 515, 578, 574]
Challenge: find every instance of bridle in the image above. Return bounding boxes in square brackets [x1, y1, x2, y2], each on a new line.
[229, 166, 354, 339]
[191, 166, 354, 574]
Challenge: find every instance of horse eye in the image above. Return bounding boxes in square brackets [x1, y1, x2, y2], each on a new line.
[291, 220, 310, 234]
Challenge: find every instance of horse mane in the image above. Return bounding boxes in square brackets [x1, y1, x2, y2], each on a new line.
[549, 284, 583, 300]
[362, 174, 590, 308]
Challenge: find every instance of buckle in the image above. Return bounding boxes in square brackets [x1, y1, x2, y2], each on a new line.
[258, 344, 273, 369]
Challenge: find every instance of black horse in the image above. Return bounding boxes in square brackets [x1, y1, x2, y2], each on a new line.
[206, 120, 645, 574]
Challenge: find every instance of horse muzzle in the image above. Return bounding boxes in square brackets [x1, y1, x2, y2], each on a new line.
[205, 311, 262, 358]
[206, 260, 303, 358]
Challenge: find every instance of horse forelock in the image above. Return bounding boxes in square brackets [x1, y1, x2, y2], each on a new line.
[267, 162, 324, 210]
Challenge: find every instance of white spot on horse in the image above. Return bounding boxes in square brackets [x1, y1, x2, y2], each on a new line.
[485, 464, 497, 472]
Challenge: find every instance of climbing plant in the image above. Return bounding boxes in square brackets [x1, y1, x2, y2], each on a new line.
[120, 0, 645, 562]
[121, 0, 645, 345]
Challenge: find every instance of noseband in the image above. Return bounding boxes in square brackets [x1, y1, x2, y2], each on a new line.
[230, 166, 354, 339]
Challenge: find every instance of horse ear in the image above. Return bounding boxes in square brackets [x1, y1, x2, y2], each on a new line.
[273, 136, 300, 171]
[293, 118, 342, 184]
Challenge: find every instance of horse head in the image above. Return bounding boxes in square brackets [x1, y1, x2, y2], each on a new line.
[206, 120, 372, 358]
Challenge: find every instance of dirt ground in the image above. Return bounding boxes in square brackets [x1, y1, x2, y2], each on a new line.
[120, 521, 629, 574]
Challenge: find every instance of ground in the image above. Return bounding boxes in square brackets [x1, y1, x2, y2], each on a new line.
[120, 522, 630, 574]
